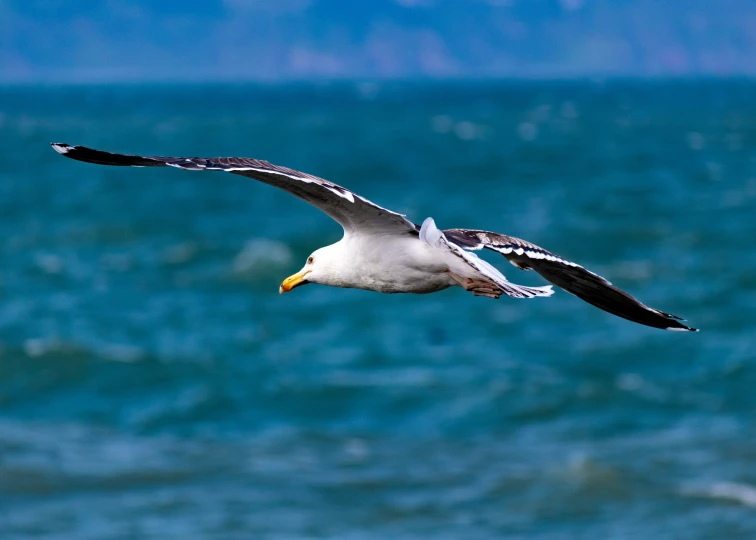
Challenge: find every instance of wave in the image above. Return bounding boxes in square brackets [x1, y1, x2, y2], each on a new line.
[231, 238, 293, 278]
[682, 482, 756, 508]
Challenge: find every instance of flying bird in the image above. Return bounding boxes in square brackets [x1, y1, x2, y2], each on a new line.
[50, 143, 697, 332]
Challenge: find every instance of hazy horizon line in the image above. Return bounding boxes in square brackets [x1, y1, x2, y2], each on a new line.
[4, 73, 756, 87]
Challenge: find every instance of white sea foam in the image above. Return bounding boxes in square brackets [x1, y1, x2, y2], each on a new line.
[682, 482, 756, 508]
[232, 239, 293, 276]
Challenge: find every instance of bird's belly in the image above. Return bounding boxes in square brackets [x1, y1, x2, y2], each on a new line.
[356, 267, 453, 294]
[345, 235, 455, 294]
[380, 270, 453, 294]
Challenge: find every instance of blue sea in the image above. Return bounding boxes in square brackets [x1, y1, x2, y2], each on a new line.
[0, 80, 754, 539]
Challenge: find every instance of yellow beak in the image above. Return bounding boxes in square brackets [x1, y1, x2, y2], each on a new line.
[279, 269, 312, 294]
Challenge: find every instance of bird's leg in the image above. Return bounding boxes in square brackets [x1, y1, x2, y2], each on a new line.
[472, 290, 501, 299]
[448, 272, 502, 299]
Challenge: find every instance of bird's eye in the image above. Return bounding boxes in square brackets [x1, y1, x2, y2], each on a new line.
[307, 256, 314, 264]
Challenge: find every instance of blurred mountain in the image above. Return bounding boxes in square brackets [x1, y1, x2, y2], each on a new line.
[2, 0, 755, 82]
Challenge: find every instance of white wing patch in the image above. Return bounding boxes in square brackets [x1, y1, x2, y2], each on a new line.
[420, 218, 553, 299]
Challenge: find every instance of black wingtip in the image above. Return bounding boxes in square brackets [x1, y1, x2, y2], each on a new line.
[658, 309, 697, 331]
[659, 310, 686, 321]
[51, 142, 72, 154]
[49, 143, 165, 167]
[666, 324, 699, 332]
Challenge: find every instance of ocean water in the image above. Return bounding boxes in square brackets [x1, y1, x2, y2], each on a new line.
[0, 80, 754, 539]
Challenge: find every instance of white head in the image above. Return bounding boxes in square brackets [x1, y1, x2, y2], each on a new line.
[279, 244, 346, 293]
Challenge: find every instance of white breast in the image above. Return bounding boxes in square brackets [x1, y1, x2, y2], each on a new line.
[337, 232, 456, 294]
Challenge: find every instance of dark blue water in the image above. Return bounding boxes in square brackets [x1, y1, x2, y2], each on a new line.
[1, 81, 754, 539]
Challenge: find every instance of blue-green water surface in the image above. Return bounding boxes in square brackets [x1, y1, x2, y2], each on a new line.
[0, 81, 754, 539]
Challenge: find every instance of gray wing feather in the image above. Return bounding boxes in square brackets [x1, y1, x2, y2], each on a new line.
[50, 143, 416, 234]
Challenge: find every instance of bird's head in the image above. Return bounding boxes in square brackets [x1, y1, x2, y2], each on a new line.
[279, 245, 343, 293]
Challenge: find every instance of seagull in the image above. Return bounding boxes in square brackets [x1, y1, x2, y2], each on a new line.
[50, 143, 697, 332]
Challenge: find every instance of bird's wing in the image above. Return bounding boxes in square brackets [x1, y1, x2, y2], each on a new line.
[444, 228, 697, 331]
[51, 143, 417, 235]
[419, 218, 554, 299]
